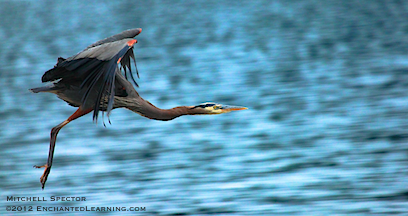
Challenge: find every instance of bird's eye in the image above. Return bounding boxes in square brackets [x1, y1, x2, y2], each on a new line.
[213, 106, 220, 110]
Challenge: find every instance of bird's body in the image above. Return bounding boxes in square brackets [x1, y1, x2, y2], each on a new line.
[33, 62, 138, 112]
[31, 28, 247, 189]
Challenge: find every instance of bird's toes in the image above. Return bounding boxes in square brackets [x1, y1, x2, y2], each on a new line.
[34, 164, 46, 169]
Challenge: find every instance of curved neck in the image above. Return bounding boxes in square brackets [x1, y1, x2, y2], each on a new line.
[127, 98, 207, 121]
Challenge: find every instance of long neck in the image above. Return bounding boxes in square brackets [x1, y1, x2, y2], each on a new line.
[126, 98, 206, 121]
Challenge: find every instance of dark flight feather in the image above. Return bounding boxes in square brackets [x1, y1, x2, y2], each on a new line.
[40, 29, 141, 123]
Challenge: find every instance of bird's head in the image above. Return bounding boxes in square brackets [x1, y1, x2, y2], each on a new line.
[189, 102, 247, 115]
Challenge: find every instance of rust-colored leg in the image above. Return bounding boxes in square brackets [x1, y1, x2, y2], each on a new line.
[34, 107, 92, 189]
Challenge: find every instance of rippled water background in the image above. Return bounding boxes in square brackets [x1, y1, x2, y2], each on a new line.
[1, 1, 408, 215]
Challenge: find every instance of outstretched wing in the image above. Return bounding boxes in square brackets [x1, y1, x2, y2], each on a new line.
[41, 28, 142, 122]
[42, 28, 141, 83]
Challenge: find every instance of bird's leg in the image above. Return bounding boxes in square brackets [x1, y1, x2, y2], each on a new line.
[34, 107, 92, 189]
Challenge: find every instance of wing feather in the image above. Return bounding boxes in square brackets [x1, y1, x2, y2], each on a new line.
[41, 29, 141, 123]
[78, 40, 137, 122]
[85, 28, 141, 50]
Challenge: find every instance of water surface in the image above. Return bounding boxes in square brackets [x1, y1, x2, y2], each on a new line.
[1, 1, 408, 215]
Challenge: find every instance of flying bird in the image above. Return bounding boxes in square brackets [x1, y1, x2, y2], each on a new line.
[30, 28, 247, 189]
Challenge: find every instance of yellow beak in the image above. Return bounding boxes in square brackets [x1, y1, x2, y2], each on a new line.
[220, 105, 248, 112]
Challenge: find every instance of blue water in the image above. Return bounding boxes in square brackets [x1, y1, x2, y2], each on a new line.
[1, 1, 408, 215]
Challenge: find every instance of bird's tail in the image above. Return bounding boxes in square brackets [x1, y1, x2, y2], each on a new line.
[29, 86, 56, 93]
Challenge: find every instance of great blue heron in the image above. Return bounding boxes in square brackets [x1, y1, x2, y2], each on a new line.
[30, 28, 247, 189]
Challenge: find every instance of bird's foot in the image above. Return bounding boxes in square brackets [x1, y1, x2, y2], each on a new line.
[33, 164, 51, 190]
[33, 164, 46, 169]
